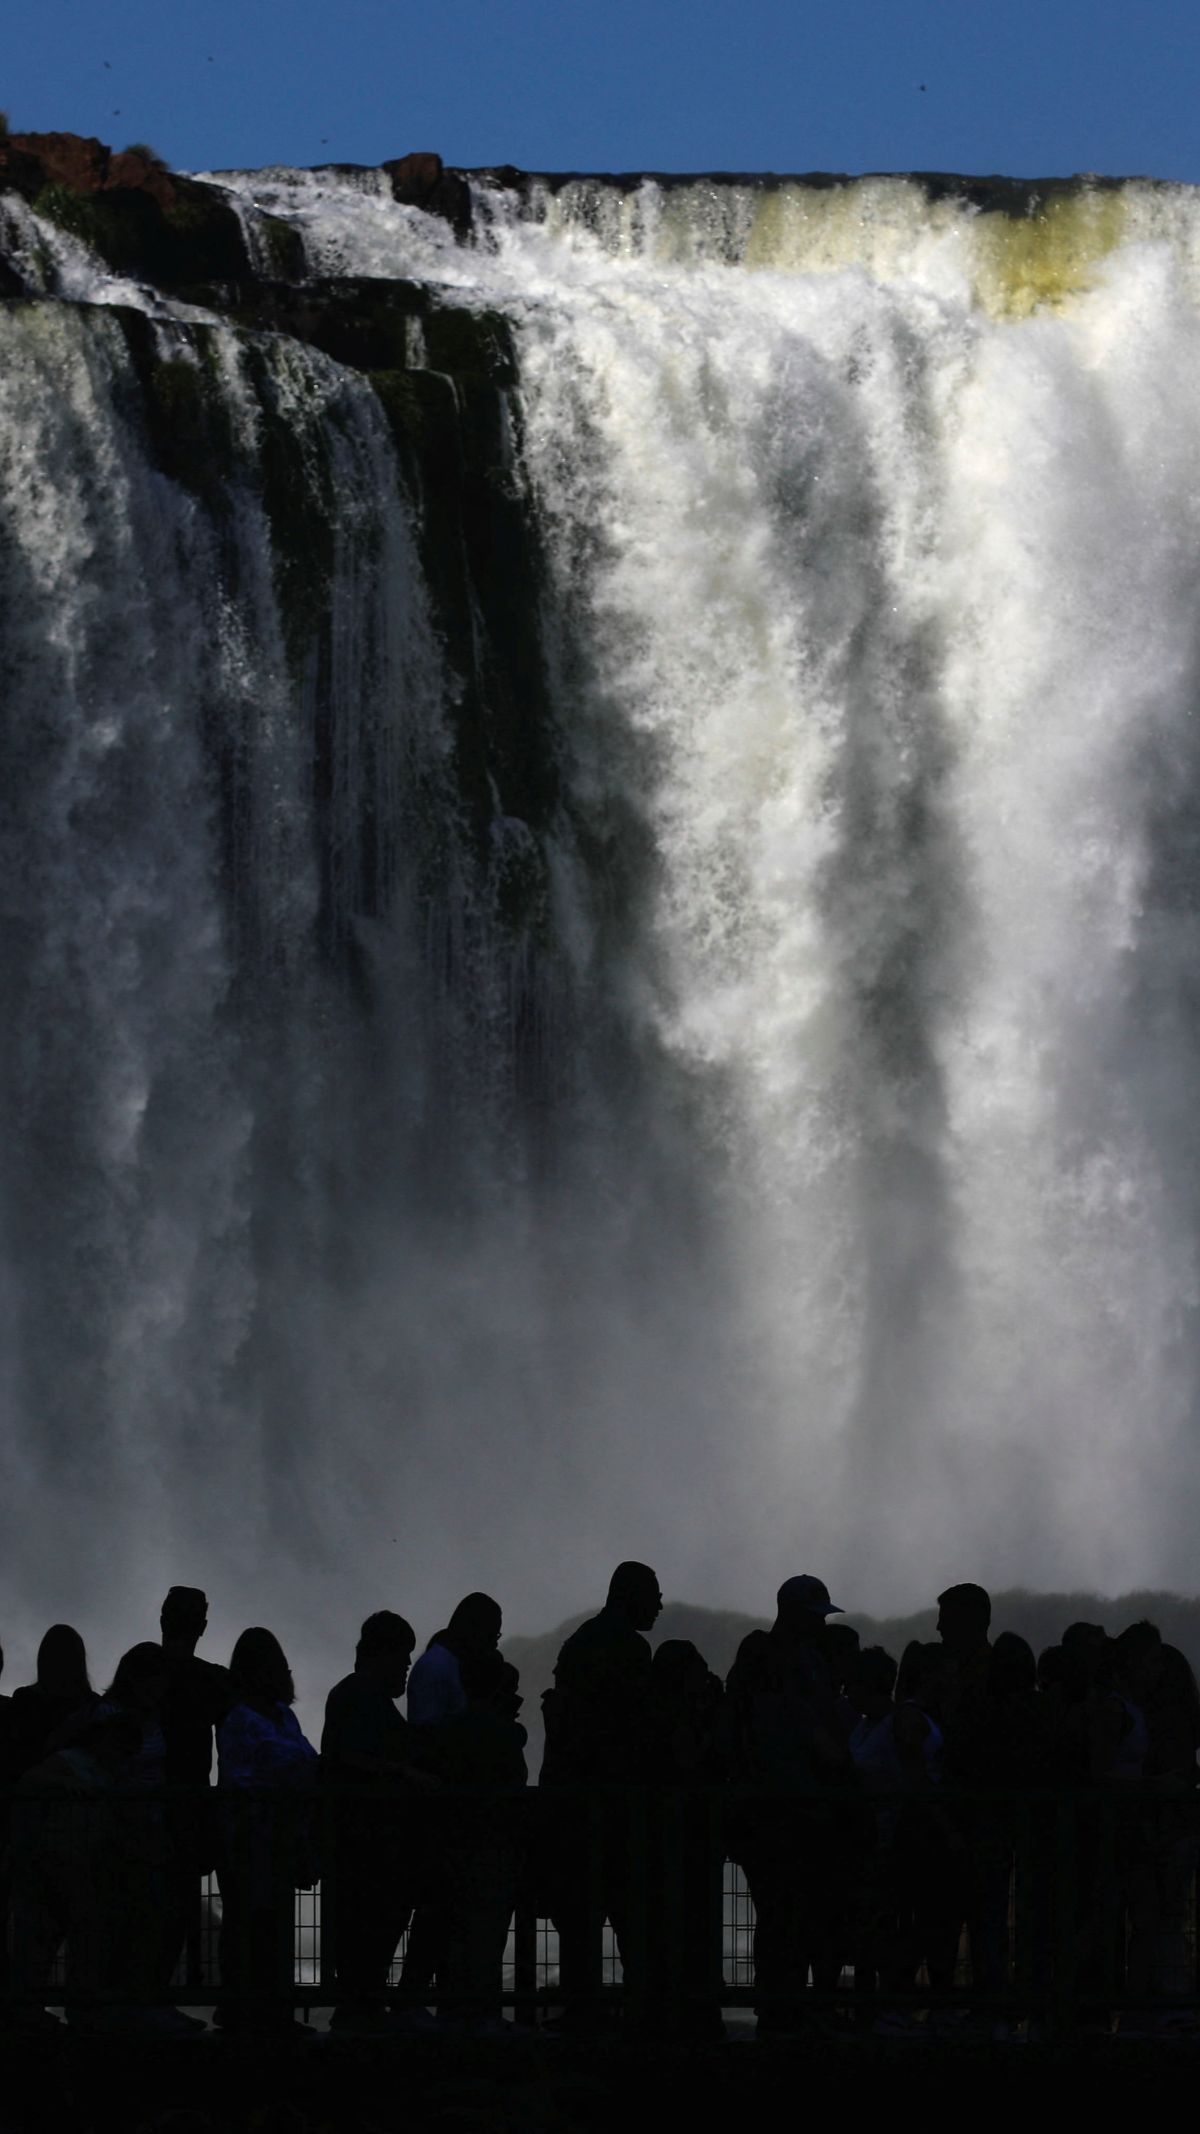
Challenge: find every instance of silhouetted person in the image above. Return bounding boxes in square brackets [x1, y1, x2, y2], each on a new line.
[0, 1642, 10, 2003]
[404, 1591, 505, 2004]
[321, 1611, 425, 2033]
[542, 1563, 662, 1788]
[216, 1628, 318, 2033]
[1142, 1641, 1200, 2018]
[986, 1632, 1054, 2025]
[158, 1587, 230, 1988]
[408, 1593, 503, 1726]
[822, 1623, 863, 1747]
[5, 1630, 95, 2024]
[15, 1644, 196, 2034]
[725, 1576, 849, 2034]
[540, 1562, 662, 2026]
[1101, 1622, 1160, 2017]
[419, 1659, 527, 2029]
[888, 1640, 964, 2015]
[646, 1639, 727, 2037]
[988, 1633, 1051, 1787]
[935, 1582, 1008, 2006]
[7, 1626, 96, 1782]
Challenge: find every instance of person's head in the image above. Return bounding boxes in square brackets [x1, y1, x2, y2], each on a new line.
[1114, 1620, 1164, 1701]
[1062, 1621, 1107, 1662]
[487, 1660, 523, 1723]
[822, 1622, 861, 1691]
[776, 1575, 843, 1642]
[355, 1610, 416, 1696]
[897, 1640, 949, 1713]
[106, 1642, 169, 1714]
[607, 1562, 663, 1632]
[36, 1624, 92, 1701]
[850, 1645, 898, 1715]
[445, 1593, 503, 1653]
[936, 1583, 992, 1661]
[652, 1639, 711, 1701]
[989, 1631, 1036, 1700]
[1059, 1622, 1109, 1701]
[160, 1587, 208, 1653]
[229, 1627, 295, 1712]
[1037, 1644, 1065, 1696]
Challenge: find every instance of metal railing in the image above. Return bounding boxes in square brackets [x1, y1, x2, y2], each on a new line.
[5, 1784, 1198, 2036]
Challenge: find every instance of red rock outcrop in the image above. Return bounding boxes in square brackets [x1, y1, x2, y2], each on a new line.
[0, 130, 179, 212]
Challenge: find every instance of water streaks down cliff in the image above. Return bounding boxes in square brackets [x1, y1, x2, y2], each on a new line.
[3, 149, 1200, 1659]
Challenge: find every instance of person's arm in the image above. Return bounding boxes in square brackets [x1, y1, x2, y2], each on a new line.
[894, 1705, 962, 1847]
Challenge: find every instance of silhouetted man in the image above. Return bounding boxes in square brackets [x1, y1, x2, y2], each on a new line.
[935, 1581, 1007, 2004]
[321, 1611, 424, 2033]
[158, 1586, 230, 1986]
[542, 1562, 662, 1788]
[540, 1562, 662, 2024]
[725, 1575, 850, 2033]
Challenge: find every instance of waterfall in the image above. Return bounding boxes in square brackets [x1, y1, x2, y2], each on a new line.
[3, 164, 1200, 1678]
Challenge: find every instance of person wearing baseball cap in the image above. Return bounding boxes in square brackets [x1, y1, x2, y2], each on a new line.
[776, 1575, 844, 1623]
[725, 1573, 851, 2034]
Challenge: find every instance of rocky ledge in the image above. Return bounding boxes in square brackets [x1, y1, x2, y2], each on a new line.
[0, 132, 474, 289]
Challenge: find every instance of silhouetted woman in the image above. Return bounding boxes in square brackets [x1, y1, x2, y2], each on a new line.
[7, 1625, 96, 1781]
[407, 1594, 503, 1726]
[216, 1627, 318, 2032]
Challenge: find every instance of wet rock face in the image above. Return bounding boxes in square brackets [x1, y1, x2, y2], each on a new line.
[0, 131, 559, 895]
[0, 129, 250, 283]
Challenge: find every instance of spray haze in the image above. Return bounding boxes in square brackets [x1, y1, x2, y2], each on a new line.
[1, 166, 1199, 1689]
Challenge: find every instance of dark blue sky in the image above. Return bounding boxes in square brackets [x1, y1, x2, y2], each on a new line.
[7, 0, 1199, 182]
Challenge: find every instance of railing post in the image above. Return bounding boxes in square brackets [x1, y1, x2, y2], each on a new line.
[1052, 1792, 1076, 2041]
[622, 1787, 649, 2025]
[318, 1789, 337, 2005]
[514, 1796, 537, 2027]
[660, 1786, 686, 2033]
[585, 1790, 604, 2014]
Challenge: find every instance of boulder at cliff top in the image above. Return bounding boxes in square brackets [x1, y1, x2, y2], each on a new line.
[382, 150, 472, 240]
[0, 131, 178, 209]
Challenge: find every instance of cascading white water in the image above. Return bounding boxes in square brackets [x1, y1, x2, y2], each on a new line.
[4, 166, 1200, 1683]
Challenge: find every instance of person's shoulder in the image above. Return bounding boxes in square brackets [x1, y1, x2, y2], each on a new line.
[324, 1672, 360, 1712]
[176, 1655, 231, 1704]
[728, 1628, 772, 1680]
[412, 1643, 457, 1678]
[559, 1611, 603, 1652]
[554, 1612, 604, 1673]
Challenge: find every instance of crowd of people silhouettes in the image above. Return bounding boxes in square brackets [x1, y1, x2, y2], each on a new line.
[1, 1566, 1197, 2040]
